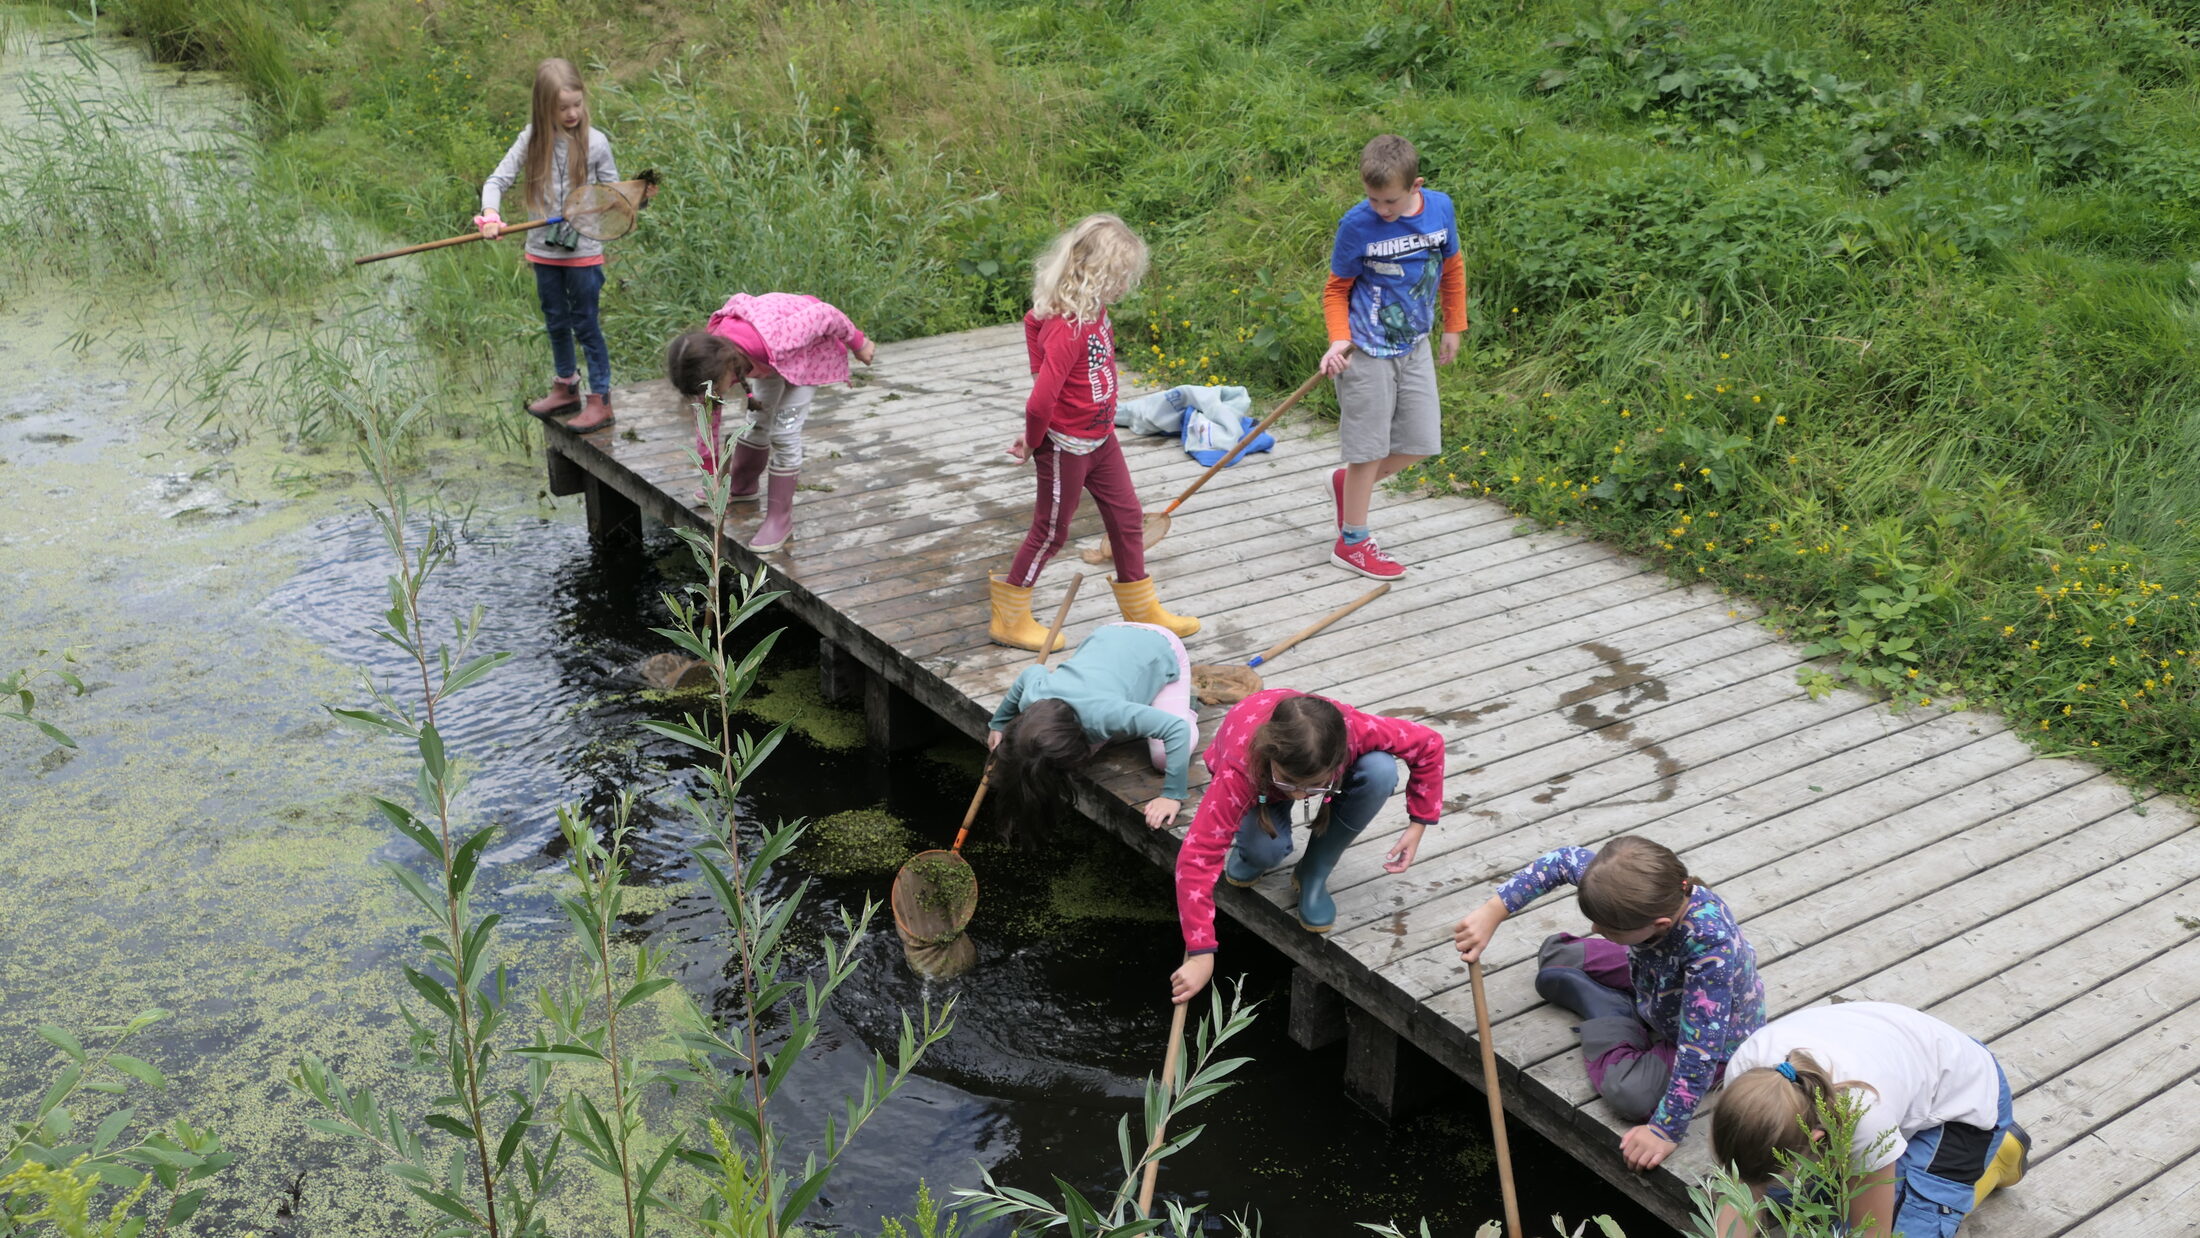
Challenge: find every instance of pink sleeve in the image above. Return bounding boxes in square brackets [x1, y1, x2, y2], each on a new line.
[1024, 315, 1043, 373]
[1174, 766, 1251, 955]
[1345, 706, 1447, 824]
[805, 299, 866, 351]
[1024, 317, 1072, 447]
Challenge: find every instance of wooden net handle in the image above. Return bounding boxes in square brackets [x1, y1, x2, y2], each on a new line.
[1136, 986, 1191, 1216]
[1246, 582, 1390, 668]
[353, 217, 550, 265]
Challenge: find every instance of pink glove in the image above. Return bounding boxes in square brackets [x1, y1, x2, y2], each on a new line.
[473, 211, 502, 240]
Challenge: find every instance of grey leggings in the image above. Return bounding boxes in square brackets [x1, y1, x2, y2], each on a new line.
[740, 373, 815, 475]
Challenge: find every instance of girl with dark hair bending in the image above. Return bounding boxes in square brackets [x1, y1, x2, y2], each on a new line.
[1452, 836, 1765, 1172]
[987, 623, 1200, 835]
[663, 294, 874, 553]
[1170, 690, 1446, 1004]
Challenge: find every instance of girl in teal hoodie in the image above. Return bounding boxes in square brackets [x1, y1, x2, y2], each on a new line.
[988, 622, 1197, 832]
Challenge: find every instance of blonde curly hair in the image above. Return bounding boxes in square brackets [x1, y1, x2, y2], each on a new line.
[1030, 214, 1148, 324]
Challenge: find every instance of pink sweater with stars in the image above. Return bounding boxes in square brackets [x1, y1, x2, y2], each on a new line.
[1174, 689, 1446, 954]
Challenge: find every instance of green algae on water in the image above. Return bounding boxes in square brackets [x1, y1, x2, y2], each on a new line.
[792, 805, 917, 876]
[908, 853, 977, 918]
[737, 667, 864, 750]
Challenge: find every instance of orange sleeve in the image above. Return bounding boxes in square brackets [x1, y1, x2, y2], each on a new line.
[1440, 253, 1468, 335]
[1323, 275, 1355, 344]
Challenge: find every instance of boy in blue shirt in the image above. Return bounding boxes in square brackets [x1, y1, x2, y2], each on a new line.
[1319, 134, 1468, 578]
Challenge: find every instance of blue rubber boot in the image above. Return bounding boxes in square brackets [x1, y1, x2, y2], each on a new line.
[1535, 965, 1639, 1023]
[1290, 820, 1363, 933]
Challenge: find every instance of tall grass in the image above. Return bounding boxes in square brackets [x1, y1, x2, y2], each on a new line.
[45, 0, 2200, 786]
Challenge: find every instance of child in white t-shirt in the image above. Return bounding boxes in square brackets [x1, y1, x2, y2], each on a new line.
[1708, 1002, 2031, 1238]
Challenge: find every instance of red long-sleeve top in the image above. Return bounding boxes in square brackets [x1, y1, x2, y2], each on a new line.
[1174, 689, 1447, 954]
[1022, 310, 1120, 449]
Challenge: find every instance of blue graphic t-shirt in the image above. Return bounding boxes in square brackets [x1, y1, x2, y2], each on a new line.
[1329, 189, 1460, 358]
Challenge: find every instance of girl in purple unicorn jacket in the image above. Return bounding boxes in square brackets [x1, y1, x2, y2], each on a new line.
[1453, 836, 1765, 1172]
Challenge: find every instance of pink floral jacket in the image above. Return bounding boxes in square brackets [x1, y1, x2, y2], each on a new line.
[706, 293, 869, 388]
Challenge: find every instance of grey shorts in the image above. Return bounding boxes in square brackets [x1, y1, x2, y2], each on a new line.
[1332, 335, 1441, 463]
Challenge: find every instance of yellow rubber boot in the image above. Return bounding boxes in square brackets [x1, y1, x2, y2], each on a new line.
[1974, 1122, 2031, 1206]
[988, 574, 1066, 652]
[1110, 575, 1200, 638]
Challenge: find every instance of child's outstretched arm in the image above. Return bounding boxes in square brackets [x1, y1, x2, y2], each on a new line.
[1169, 765, 1253, 1003]
[478, 129, 531, 237]
[1455, 846, 1595, 962]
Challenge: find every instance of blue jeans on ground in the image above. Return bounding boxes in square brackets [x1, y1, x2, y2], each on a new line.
[1890, 1058, 2015, 1237]
[533, 262, 610, 394]
[1229, 752, 1400, 868]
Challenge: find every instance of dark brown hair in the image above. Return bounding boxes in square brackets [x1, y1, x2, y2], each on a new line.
[1359, 134, 1421, 189]
[1577, 835, 1697, 931]
[664, 330, 754, 405]
[1711, 1050, 1880, 1184]
[1244, 695, 1350, 837]
[990, 698, 1093, 840]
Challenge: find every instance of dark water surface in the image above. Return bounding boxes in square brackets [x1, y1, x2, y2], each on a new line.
[267, 510, 1664, 1236]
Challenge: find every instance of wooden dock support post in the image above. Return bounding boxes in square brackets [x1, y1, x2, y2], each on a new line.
[818, 639, 864, 707]
[1342, 1007, 1443, 1122]
[864, 669, 942, 753]
[582, 475, 641, 545]
[546, 445, 585, 497]
[1288, 966, 1348, 1051]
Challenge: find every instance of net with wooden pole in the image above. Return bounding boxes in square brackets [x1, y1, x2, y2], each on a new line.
[890, 574, 1084, 980]
[1190, 582, 1392, 705]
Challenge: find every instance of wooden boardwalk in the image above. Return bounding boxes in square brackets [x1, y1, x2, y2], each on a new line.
[546, 325, 2200, 1235]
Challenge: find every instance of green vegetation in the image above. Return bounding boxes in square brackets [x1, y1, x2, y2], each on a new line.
[794, 804, 920, 875]
[46, 0, 2200, 788]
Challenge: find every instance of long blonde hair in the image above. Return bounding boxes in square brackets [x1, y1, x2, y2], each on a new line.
[523, 58, 589, 214]
[1711, 1050, 1880, 1184]
[1030, 214, 1148, 324]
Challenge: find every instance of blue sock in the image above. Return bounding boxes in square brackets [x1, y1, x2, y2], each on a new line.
[1342, 522, 1371, 545]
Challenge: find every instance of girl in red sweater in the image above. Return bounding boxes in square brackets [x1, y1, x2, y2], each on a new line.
[989, 214, 1199, 651]
[1169, 690, 1447, 1003]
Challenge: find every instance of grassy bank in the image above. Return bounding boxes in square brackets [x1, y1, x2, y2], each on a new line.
[49, 0, 2200, 789]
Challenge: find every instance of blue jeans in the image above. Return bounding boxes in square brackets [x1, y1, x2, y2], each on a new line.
[1230, 752, 1399, 867]
[1890, 1059, 2015, 1237]
[533, 263, 610, 394]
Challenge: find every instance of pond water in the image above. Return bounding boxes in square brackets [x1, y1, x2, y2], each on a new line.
[0, 15, 1666, 1237]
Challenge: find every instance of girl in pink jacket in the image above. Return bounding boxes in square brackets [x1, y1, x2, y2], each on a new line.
[1169, 689, 1446, 1003]
[663, 293, 875, 552]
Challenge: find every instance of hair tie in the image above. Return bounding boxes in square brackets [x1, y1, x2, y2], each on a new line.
[1774, 1062, 1800, 1085]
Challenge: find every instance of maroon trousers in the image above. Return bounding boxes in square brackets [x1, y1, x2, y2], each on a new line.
[1007, 434, 1146, 587]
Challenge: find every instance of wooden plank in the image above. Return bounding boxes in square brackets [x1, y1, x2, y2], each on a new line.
[2058, 1144, 2200, 1238]
[1977, 1074, 2200, 1238]
[1927, 886, 2200, 1048]
[1359, 720, 2027, 1001]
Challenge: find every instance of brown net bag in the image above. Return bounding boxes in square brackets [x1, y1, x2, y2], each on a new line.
[1192, 663, 1264, 706]
[890, 849, 980, 980]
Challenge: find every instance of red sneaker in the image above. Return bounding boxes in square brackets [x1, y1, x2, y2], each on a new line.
[1331, 467, 1346, 529]
[1331, 533, 1405, 579]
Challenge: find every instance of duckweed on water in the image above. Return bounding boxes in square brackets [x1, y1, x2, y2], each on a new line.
[738, 667, 865, 751]
[793, 805, 918, 876]
[908, 853, 977, 918]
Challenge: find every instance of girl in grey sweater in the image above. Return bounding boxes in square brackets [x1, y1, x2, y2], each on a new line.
[477, 58, 620, 431]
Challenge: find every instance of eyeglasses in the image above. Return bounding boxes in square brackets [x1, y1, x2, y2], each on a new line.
[1272, 777, 1337, 798]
